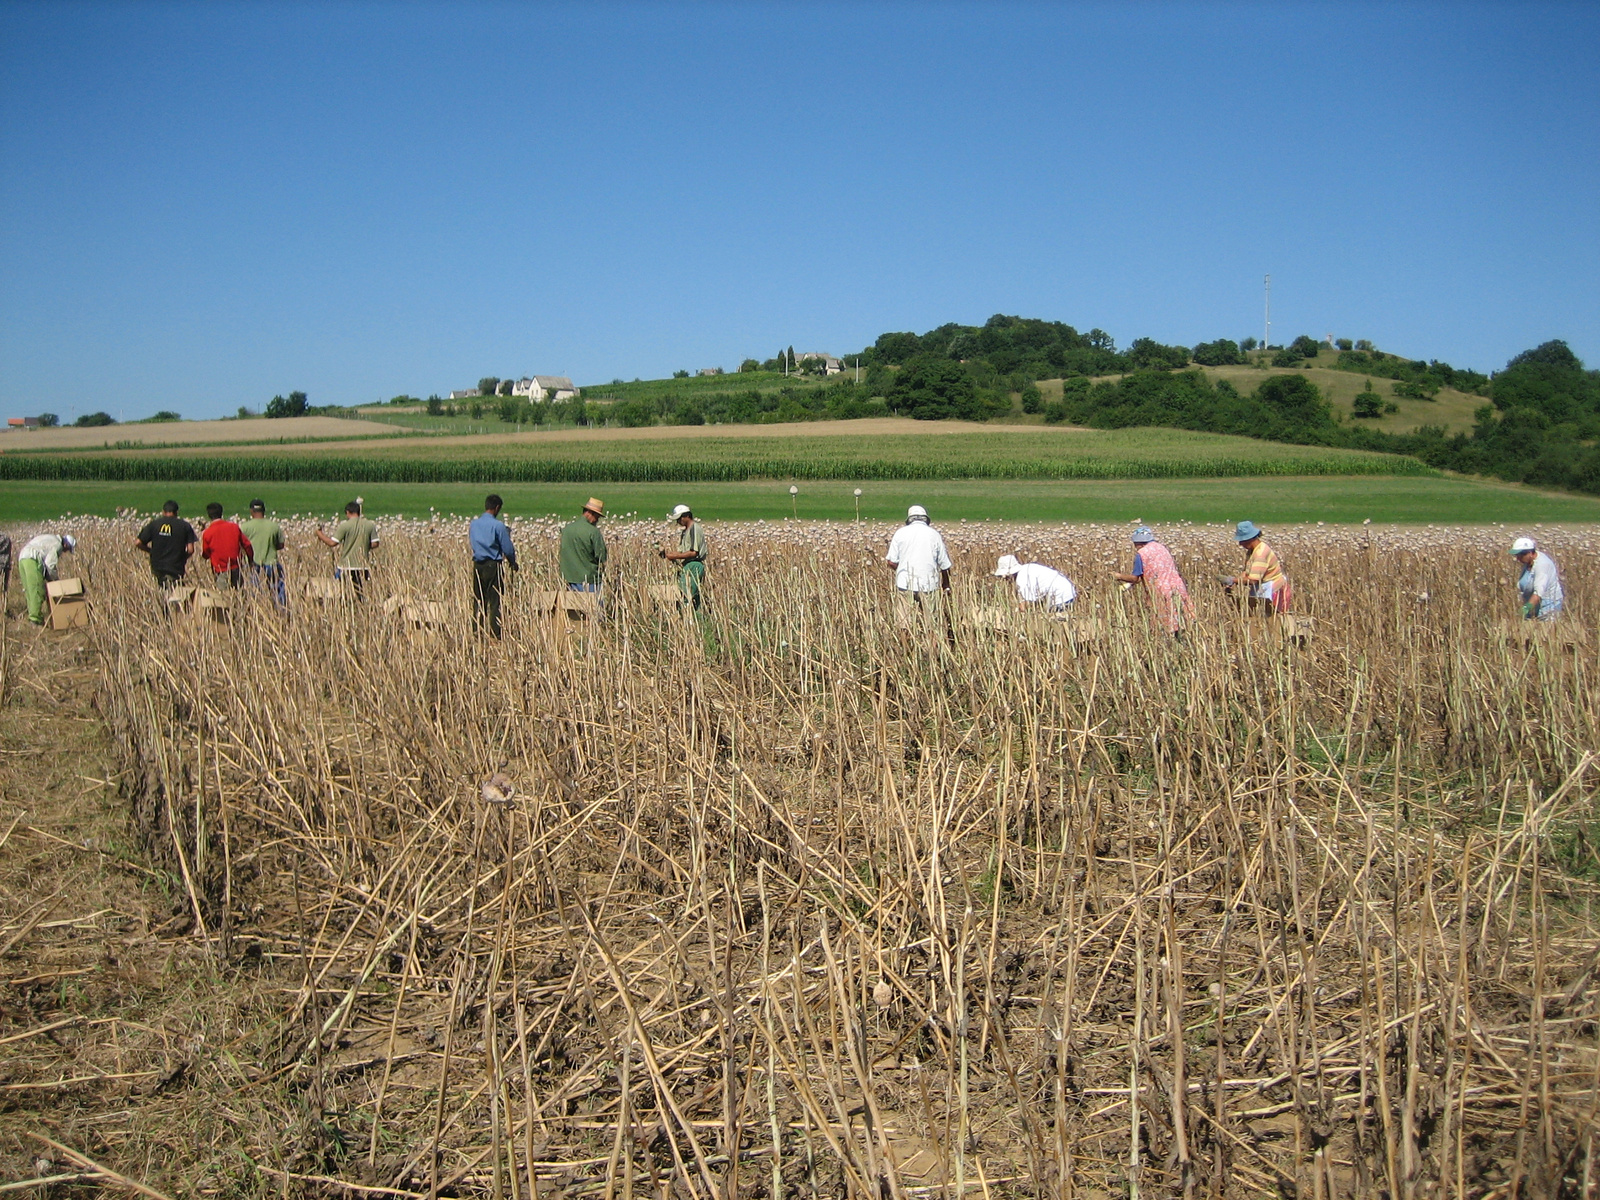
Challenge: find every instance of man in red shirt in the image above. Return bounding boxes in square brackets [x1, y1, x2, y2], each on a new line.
[199, 502, 253, 588]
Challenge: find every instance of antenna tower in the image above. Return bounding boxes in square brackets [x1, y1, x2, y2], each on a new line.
[1263, 275, 1271, 350]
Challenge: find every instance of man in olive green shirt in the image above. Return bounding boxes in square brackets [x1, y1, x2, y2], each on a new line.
[239, 498, 286, 605]
[315, 500, 380, 596]
[662, 503, 707, 609]
[559, 497, 607, 590]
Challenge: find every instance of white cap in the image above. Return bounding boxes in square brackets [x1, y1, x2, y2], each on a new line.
[61, 534, 76, 550]
[993, 554, 1021, 576]
[669, 504, 692, 519]
[907, 505, 928, 521]
[1511, 536, 1536, 555]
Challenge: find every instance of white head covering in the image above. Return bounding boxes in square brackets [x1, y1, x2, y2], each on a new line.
[907, 505, 928, 522]
[1510, 536, 1536, 555]
[993, 554, 1021, 577]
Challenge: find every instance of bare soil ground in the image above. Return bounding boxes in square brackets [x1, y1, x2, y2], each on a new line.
[0, 608, 213, 1194]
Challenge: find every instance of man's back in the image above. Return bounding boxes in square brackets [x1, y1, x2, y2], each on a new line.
[1015, 563, 1075, 606]
[334, 517, 377, 568]
[239, 517, 283, 566]
[559, 518, 606, 585]
[201, 520, 251, 573]
[887, 522, 950, 592]
[138, 515, 196, 578]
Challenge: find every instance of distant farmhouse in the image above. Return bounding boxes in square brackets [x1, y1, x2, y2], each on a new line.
[511, 376, 578, 403]
[797, 353, 844, 375]
[698, 367, 724, 377]
[448, 389, 479, 400]
[6, 417, 41, 429]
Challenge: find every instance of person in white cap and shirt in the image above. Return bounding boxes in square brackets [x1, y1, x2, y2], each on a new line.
[18, 532, 75, 626]
[993, 554, 1076, 611]
[1511, 536, 1563, 620]
[886, 505, 952, 625]
[661, 504, 707, 609]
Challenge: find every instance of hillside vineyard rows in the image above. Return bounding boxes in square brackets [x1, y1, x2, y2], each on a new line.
[6, 518, 1599, 1197]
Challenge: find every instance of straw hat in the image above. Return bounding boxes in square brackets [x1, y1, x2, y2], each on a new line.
[583, 497, 605, 516]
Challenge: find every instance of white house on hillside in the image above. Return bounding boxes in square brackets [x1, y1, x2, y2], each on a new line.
[797, 353, 843, 375]
[511, 376, 577, 402]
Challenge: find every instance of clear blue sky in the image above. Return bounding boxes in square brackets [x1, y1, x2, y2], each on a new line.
[2, 1, 1596, 421]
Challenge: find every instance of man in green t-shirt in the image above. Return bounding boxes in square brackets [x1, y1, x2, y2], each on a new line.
[661, 504, 707, 609]
[315, 500, 380, 596]
[239, 499, 286, 605]
[558, 497, 607, 590]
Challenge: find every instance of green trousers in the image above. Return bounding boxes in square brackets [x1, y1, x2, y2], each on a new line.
[678, 560, 705, 610]
[19, 558, 46, 624]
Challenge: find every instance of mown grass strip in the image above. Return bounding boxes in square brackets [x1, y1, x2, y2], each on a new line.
[0, 451, 1437, 484]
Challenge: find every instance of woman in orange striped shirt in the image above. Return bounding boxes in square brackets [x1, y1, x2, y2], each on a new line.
[1225, 520, 1291, 615]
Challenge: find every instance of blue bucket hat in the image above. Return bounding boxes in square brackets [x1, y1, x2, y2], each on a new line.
[1131, 526, 1155, 543]
[1234, 520, 1262, 542]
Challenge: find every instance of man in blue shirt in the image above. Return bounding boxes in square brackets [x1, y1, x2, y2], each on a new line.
[469, 494, 518, 638]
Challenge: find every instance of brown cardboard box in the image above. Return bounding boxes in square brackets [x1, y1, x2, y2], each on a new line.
[305, 577, 342, 602]
[644, 584, 681, 615]
[46, 577, 88, 630]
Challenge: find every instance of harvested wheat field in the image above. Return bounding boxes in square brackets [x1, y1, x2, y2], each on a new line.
[2, 517, 1598, 1198]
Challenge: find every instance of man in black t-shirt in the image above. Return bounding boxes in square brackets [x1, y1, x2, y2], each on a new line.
[134, 500, 198, 586]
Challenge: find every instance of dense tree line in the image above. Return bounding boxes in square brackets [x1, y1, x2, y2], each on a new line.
[1046, 340, 1600, 494]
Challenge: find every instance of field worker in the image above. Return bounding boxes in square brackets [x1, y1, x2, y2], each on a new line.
[993, 554, 1076, 611]
[199, 502, 253, 589]
[18, 533, 75, 626]
[1113, 526, 1194, 633]
[0, 531, 11, 599]
[886, 505, 952, 628]
[1511, 536, 1564, 620]
[239, 499, 286, 605]
[559, 497, 607, 592]
[315, 500, 380, 596]
[133, 500, 198, 587]
[1224, 520, 1291, 615]
[661, 504, 707, 610]
[469, 493, 518, 638]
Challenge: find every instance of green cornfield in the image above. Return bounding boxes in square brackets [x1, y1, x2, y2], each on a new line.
[0, 440, 1436, 484]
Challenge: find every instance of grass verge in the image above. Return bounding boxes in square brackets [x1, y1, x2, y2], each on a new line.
[4, 475, 1599, 524]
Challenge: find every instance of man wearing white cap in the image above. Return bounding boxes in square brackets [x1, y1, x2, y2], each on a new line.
[993, 554, 1076, 611]
[662, 504, 707, 609]
[1511, 537, 1563, 621]
[18, 532, 75, 626]
[886, 505, 952, 626]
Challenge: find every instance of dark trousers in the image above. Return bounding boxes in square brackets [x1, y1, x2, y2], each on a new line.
[473, 559, 504, 638]
[337, 567, 370, 597]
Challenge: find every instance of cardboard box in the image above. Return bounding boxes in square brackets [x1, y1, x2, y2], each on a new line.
[644, 584, 682, 615]
[559, 592, 602, 622]
[382, 596, 449, 633]
[305, 577, 343, 601]
[46, 577, 88, 630]
[1502, 617, 1588, 652]
[195, 588, 232, 622]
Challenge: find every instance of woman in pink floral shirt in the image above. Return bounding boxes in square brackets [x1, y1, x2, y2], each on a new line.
[1113, 526, 1194, 634]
